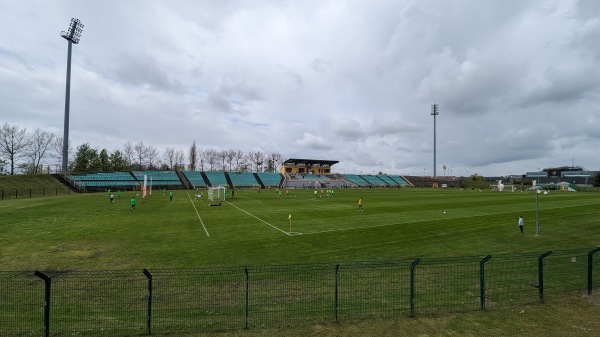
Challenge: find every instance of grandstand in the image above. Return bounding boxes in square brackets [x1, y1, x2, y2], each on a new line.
[359, 175, 386, 187]
[64, 157, 417, 193]
[204, 171, 228, 187]
[281, 158, 339, 175]
[389, 175, 411, 186]
[182, 171, 207, 188]
[68, 172, 138, 191]
[376, 174, 399, 186]
[341, 174, 369, 187]
[66, 171, 415, 190]
[131, 171, 182, 187]
[256, 172, 283, 188]
[228, 172, 259, 188]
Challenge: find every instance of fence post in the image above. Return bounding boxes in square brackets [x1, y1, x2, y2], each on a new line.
[34, 271, 51, 337]
[588, 247, 600, 295]
[334, 263, 340, 323]
[142, 269, 152, 335]
[479, 255, 492, 310]
[410, 258, 421, 317]
[538, 251, 553, 303]
[244, 267, 249, 330]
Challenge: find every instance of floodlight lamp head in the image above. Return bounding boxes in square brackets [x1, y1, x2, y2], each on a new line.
[430, 103, 439, 116]
[61, 18, 84, 44]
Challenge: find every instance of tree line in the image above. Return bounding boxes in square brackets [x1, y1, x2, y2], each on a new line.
[0, 123, 283, 175]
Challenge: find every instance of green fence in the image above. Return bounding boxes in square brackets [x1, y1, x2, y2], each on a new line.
[0, 188, 71, 200]
[1, 248, 599, 336]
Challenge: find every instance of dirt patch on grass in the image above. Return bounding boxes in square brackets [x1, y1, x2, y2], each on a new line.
[586, 293, 600, 306]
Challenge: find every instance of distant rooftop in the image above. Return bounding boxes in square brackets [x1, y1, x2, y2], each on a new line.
[282, 158, 339, 167]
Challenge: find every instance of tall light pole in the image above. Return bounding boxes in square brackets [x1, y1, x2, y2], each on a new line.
[60, 18, 84, 173]
[431, 103, 439, 182]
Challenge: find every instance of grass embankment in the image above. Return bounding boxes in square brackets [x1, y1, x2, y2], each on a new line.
[0, 173, 71, 199]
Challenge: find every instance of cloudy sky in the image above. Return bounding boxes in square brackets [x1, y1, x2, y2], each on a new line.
[1, 0, 599, 176]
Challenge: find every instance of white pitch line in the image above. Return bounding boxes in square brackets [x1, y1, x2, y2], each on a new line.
[187, 192, 210, 237]
[225, 201, 291, 236]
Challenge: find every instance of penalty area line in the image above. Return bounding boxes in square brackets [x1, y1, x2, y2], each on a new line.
[225, 201, 291, 236]
[187, 192, 210, 237]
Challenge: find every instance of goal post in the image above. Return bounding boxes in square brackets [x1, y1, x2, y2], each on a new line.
[490, 184, 515, 192]
[208, 186, 227, 201]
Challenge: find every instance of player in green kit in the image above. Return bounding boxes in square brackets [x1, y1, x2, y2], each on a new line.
[130, 197, 136, 210]
[169, 191, 173, 202]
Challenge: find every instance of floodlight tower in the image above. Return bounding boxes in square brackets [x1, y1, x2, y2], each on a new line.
[60, 18, 84, 173]
[431, 103, 439, 181]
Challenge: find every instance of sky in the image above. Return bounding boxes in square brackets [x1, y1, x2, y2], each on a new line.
[1, 0, 599, 176]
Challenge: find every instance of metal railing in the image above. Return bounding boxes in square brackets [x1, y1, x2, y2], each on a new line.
[0, 188, 71, 200]
[1, 248, 598, 336]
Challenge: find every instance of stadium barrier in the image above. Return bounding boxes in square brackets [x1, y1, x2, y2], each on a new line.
[1, 248, 598, 336]
[0, 187, 70, 200]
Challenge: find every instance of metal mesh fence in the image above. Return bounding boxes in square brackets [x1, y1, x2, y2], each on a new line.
[49, 270, 146, 336]
[485, 253, 540, 307]
[414, 257, 481, 314]
[247, 264, 334, 328]
[151, 267, 246, 333]
[337, 260, 411, 320]
[544, 249, 591, 296]
[0, 271, 42, 336]
[1, 247, 599, 336]
[0, 188, 70, 200]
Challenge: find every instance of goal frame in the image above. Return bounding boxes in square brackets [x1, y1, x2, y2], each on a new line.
[208, 186, 227, 201]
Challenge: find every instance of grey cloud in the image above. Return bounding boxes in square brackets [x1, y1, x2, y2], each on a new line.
[204, 82, 265, 114]
[370, 118, 424, 137]
[332, 117, 365, 141]
[312, 58, 332, 75]
[114, 54, 183, 92]
[294, 133, 333, 150]
[520, 67, 600, 107]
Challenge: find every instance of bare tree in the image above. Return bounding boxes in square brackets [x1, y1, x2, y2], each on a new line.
[0, 123, 30, 175]
[267, 152, 283, 172]
[225, 149, 236, 171]
[133, 141, 147, 170]
[52, 137, 72, 171]
[189, 141, 197, 171]
[146, 145, 159, 170]
[26, 129, 57, 174]
[217, 149, 228, 171]
[232, 149, 246, 171]
[247, 151, 265, 172]
[206, 149, 218, 171]
[123, 141, 135, 167]
[174, 149, 185, 171]
[163, 147, 176, 170]
[197, 148, 209, 171]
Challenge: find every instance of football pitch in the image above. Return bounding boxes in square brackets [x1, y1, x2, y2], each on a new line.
[1, 187, 599, 270]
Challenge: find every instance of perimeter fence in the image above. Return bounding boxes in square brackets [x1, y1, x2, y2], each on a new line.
[1, 247, 599, 336]
[0, 188, 71, 200]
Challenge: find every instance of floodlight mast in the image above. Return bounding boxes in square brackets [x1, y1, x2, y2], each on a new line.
[60, 18, 84, 173]
[431, 103, 439, 181]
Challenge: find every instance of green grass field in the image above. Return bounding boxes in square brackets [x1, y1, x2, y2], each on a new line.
[1, 176, 599, 336]
[1, 184, 599, 270]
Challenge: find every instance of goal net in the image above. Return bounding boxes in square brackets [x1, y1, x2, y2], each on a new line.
[207, 186, 227, 201]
